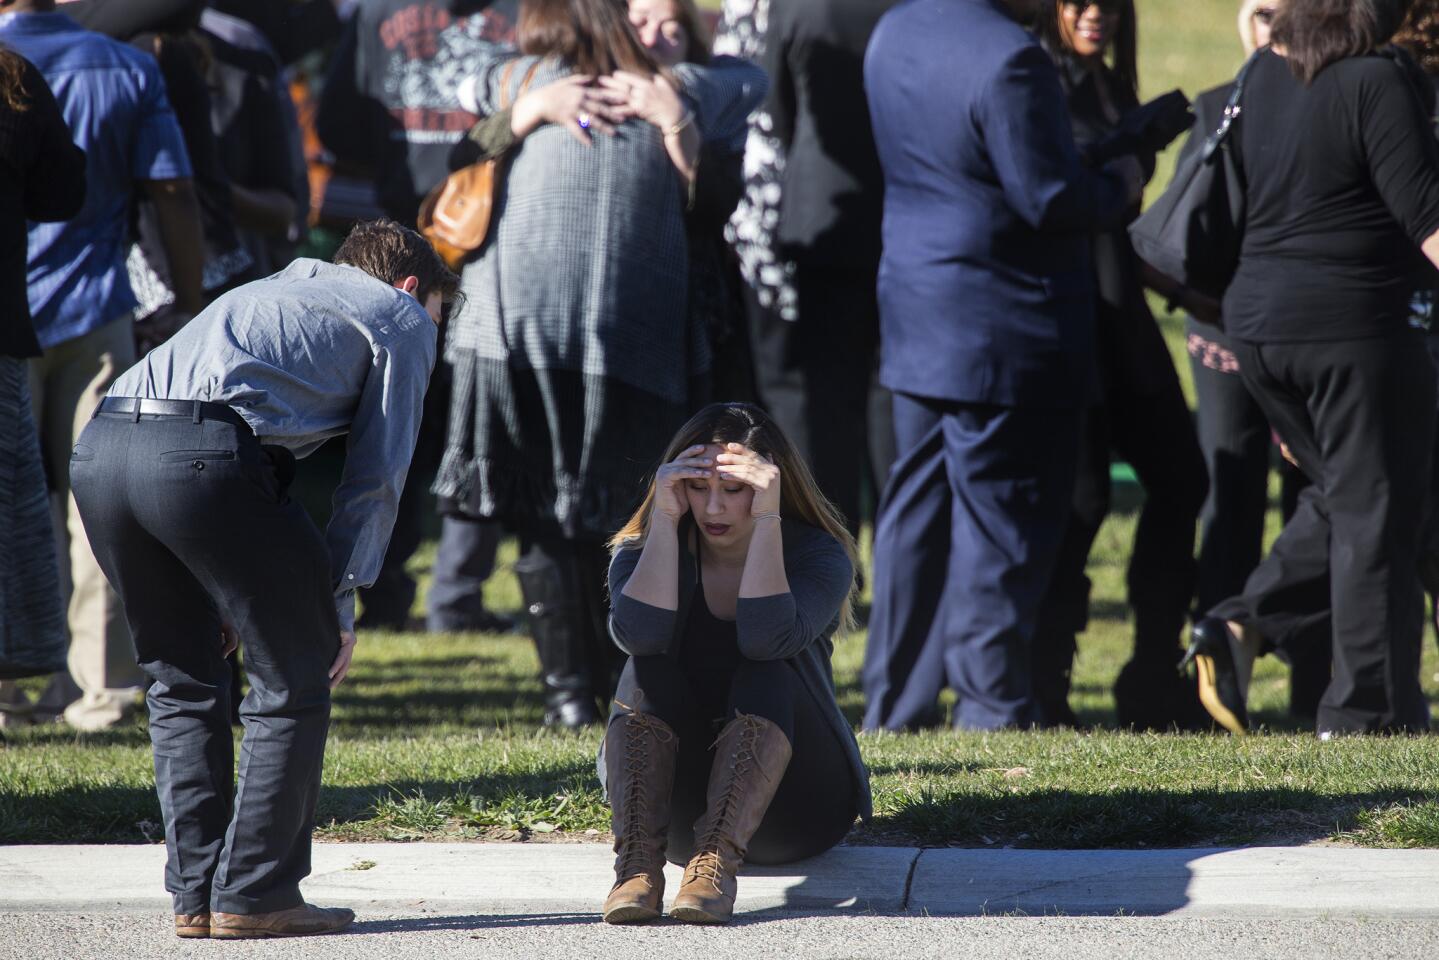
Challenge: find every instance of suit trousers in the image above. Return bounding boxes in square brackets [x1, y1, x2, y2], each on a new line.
[71, 410, 338, 914]
[0, 318, 143, 728]
[862, 393, 1080, 730]
[1209, 332, 1434, 734]
[747, 265, 894, 535]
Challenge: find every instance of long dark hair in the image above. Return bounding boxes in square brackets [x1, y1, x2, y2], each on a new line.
[0, 46, 30, 113]
[518, 0, 658, 76]
[1273, 0, 1413, 83]
[1035, 0, 1139, 99]
[609, 402, 860, 631]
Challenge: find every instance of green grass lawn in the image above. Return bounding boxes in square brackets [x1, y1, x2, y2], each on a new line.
[4, 0, 1438, 852]
[4, 528, 1438, 850]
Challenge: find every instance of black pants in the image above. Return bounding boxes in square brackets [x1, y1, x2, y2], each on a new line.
[1210, 332, 1434, 734]
[614, 655, 857, 865]
[1031, 325, 1207, 721]
[71, 411, 335, 914]
[1188, 319, 1327, 715]
[747, 266, 894, 535]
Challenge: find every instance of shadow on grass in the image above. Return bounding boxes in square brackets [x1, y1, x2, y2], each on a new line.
[872, 785, 1431, 848]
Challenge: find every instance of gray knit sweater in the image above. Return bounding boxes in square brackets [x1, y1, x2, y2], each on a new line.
[604, 518, 873, 822]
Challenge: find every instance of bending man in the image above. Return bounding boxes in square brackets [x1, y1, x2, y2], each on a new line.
[71, 220, 455, 939]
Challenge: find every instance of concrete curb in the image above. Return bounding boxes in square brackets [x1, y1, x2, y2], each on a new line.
[2, 844, 1438, 918]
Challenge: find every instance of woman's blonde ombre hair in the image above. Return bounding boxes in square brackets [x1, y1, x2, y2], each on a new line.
[608, 402, 860, 631]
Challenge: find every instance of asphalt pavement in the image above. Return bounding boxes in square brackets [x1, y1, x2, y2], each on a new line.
[3, 843, 1438, 958]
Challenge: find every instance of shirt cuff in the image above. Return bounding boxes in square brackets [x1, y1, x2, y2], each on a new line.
[336, 590, 356, 635]
[458, 75, 482, 116]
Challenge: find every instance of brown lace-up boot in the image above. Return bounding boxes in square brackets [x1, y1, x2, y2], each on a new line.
[670, 713, 792, 924]
[601, 707, 678, 924]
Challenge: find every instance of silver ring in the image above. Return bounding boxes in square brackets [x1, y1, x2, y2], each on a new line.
[577, 112, 591, 130]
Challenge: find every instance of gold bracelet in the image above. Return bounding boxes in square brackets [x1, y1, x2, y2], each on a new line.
[752, 512, 781, 523]
[664, 109, 694, 138]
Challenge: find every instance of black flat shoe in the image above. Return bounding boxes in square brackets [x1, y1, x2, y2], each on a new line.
[1179, 618, 1249, 736]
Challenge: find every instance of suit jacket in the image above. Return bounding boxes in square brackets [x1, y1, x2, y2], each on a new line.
[766, 0, 898, 269]
[864, 0, 1129, 408]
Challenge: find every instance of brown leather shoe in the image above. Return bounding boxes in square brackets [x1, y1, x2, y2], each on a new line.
[670, 713, 792, 924]
[174, 912, 210, 938]
[211, 903, 355, 939]
[601, 708, 678, 924]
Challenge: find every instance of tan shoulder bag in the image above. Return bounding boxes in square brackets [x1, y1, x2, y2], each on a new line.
[419, 59, 543, 269]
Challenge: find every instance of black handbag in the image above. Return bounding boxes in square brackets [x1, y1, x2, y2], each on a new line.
[1128, 52, 1261, 301]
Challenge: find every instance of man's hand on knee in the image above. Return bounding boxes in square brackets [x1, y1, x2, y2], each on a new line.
[329, 631, 358, 690]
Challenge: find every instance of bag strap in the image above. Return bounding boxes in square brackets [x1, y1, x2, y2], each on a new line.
[1202, 48, 1264, 161]
[498, 58, 544, 111]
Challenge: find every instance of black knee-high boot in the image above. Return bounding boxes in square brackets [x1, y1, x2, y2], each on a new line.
[514, 542, 601, 728]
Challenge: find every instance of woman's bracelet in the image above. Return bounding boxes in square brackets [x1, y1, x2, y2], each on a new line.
[752, 513, 782, 523]
[663, 109, 694, 139]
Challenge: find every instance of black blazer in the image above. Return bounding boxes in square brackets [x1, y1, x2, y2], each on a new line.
[0, 55, 86, 358]
[764, 0, 898, 268]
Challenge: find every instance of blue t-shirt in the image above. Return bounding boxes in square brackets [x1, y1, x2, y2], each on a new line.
[0, 12, 191, 348]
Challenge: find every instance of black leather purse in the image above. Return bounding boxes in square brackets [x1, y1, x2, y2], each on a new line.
[1129, 52, 1261, 301]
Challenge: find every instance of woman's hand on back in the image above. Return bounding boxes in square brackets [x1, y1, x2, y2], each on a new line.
[595, 70, 687, 132]
[511, 75, 632, 144]
[716, 443, 781, 517]
[653, 444, 712, 523]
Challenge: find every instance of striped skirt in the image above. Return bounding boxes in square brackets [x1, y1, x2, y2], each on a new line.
[0, 355, 65, 679]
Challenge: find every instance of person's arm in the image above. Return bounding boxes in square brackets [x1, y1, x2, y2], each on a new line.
[19, 60, 87, 223]
[315, 13, 385, 172]
[595, 71, 699, 182]
[325, 314, 437, 638]
[608, 545, 679, 657]
[760, 3, 796, 150]
[979, 43, 1132, 234]
[230, 182, 298, 237]
[130, 52, 202, 312]
[735, 533, 852, 661]
[672, 55, 769, 149]
[1359, 63, 1439, 271]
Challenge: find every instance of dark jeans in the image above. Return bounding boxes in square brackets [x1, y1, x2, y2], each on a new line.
[1210, 332, 1434, 734]
[614, 655, 857, 865]
[426, 516, 502, 630]
[71, 410, 336, 914]
[862, 393, 1079, 730]
[747, 266, 894, 535]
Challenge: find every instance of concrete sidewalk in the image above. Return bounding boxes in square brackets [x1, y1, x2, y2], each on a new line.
[2, 844, 1439, 918]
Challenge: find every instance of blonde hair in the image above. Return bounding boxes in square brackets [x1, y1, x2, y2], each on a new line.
[1239, 0, 1270, 53]
[608, 402, 860, 631]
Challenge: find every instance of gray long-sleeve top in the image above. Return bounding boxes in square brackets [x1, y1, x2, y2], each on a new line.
[606, 519, 872, 821]
[108, 259, 437, 631]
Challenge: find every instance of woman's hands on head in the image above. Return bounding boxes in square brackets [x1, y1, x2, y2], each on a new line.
[654, 443, 713, 522]
[595, 70, 688, 133]
[716, 443, 781, 518]
[511, 74, 633, 144]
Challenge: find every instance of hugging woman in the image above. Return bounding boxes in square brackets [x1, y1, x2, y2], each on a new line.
[600, 402, 871, 924]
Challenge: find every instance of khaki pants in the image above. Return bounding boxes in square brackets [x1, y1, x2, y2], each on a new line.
[0, 317, 142, 730]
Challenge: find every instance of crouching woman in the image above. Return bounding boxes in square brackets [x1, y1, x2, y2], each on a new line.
[600, 402, 872, 924]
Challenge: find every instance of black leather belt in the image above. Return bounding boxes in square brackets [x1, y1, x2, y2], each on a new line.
[96, 396, 251, 430]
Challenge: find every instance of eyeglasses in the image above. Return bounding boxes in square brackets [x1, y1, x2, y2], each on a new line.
[1253, 7, 1277, 24]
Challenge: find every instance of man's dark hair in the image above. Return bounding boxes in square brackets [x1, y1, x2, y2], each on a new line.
[1274, 0, 1414, 83]
[333, 219, 461, 304]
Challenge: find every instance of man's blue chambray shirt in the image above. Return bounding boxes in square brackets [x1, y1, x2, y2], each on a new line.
[0, 12, 191, 348]
[109, 260, 439, 633]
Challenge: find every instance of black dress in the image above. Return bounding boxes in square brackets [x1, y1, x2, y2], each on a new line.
[1030, 51, 1208, 730]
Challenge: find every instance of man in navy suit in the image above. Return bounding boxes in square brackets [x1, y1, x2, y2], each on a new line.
[860, 0, 1140, 730]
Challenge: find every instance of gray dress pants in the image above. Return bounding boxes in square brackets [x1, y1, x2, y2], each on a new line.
[71, 407, 337, 915]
